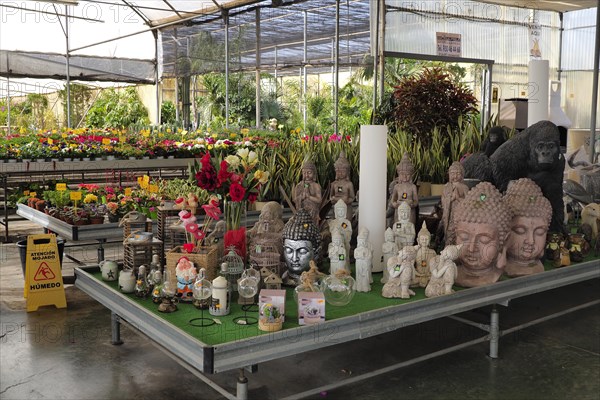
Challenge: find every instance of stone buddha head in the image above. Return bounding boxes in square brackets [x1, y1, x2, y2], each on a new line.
[282, 209, 321, 284]
[334, 151, 351, 181]
[448, 161, 465, 183]
[503, 178, 552, 277]
[396, 152, 414, 183]
[449, 182, 512, 287]
[417, 221, 431, 248]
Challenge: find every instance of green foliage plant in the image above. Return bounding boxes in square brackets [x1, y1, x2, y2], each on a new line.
[86, 87, 149, 128]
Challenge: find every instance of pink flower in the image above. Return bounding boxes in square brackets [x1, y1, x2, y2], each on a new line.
[202, 203, 222, 220]
[185, 223, 199, 233]
[193, 231, 206, 241]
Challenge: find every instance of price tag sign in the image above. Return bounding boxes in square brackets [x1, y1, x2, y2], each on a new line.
[148, 184, 159, 193]
[102, 138, 111, 145]
[124, 187, 132, 196]
[56, 183, 67, 191]
[70, 191, 82, 201]
[30, 192, 37, 197]
[24, 190, 30, 196]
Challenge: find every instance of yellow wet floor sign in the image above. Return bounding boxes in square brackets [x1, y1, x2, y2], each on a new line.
[23, 234, 67, 312]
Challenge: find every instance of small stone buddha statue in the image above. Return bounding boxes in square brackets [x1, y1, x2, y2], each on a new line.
[354, 230, 373, 292]
[382, 245, 417, 299]
[440, 161, 470, 244]
[413, 222, 437, 288]
[293, 159, 322, 224]
[248, 201, 285, 256]
[282, 209, 322, 286]
[390, 152, 418, 225]
[503, 178, 552, 277]
[393, 201, 415, 249]
[425, 244, 462, 298]
[330, 151, 355, 219]
[381, 227, 399, 284]
[328, 228, 348, 276]
[448, 182, 512, 287]
[329, 199, 352, 266]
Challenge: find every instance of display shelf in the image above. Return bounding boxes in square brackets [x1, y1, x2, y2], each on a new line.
[75, 257, 599, 375]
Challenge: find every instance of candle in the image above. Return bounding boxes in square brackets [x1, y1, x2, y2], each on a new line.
[210, 275, 229, 316]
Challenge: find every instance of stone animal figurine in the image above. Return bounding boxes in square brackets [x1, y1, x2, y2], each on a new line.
[581, 203, 600, 243]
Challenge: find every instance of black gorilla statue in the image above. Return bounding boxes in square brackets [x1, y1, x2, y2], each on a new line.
[482, 126, 507, 156]
[464, 120, 565, 232]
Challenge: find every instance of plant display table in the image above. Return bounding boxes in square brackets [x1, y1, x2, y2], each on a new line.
[74, 258, 599, 399]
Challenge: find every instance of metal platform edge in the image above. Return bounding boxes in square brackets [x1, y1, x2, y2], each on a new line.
[74, 266, 213, 374]
[211, 259, 599, 373]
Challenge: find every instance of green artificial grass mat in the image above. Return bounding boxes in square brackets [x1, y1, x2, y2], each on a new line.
[88, 252, 599, 346]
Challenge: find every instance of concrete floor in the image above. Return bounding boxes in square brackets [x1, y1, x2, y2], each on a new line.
[1, 221, 599, 400]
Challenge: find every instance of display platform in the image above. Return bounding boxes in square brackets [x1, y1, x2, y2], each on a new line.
[75, 257, 599, 376]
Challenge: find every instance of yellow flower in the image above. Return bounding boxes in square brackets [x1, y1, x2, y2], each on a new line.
[225, 155, 241, 168]
[290, 129, 295, 135]
[211, 133, 218, 139]
[83, 194, 98, 204]
[247, 151, 258, 166]
[295, 128, 301, 134]
[207, 144, 214, 150]
[167, 128, 172, 133]
[230, 133, 238, 139]
[240, 128, 249, 135]
[254, 170, 270, 184]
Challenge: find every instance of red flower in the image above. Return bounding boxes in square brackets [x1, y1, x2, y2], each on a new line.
[193, 230, 206, 241]
[182, 243, 195, 253]
[185, 223, 199, 233]
[202, 203, 222, 220]
[229, 182, 246, 202]
[217, 160, 232, 185]
[195, 169, 218, 191]
[247, 191, 258, 204]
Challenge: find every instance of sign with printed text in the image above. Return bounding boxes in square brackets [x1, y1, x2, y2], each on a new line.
[70, 191, 82, 201]
[24, 234, 67, 312]
[56, 183, 67, 191]
[436, 32, 461, 57]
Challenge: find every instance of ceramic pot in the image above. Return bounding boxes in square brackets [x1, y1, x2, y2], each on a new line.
[100, 260, 119, 282]
[119, 270, 136, 293]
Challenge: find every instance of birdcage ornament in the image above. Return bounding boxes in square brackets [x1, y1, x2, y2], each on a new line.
[221, 246, 244, 293]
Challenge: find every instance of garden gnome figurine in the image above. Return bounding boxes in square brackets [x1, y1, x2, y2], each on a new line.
[293, 159, 322, 224]
[425, 244, 462, 297]
[448, 182, 512, 287]
[440, 161, 470, 245]
[330, 151, 355, 219]
[390, 152, 418, 225]
[329, 199, 352, 266]
[354, 230, 373, 292]
[175, 256, 197, 302]
[382, 245, 417, 299]
[328, 228, 348, 276]
[282, 209, 322, 286]
[393, 202, 415, 249]
[413, 222, 437, 288]
[381, 227, 399, 284]
[503, 178, 552, 277]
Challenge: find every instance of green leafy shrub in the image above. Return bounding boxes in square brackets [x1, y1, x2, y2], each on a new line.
[86, 87, 149, 128]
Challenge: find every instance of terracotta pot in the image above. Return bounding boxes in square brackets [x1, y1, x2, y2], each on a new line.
[90, 217, 104, 224]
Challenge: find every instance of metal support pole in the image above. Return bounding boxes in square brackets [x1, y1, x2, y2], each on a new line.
[558, 12, 563, 82]
[111, 312, 123, 345]
[255, 8, 261, 129]
[303, 10, 308, 130]
[224, 10, 230, 130]
[489, 305, 500, 359]
[236, 368, 248, 400]
[6, 55, 10, 134]
[377, 0, 385, 105]
[154, 33, 160, 125]
[334, 0, 340, 133]
[274, 45, 278, 97]
[65, 5, 71, 128]
[589, 1, 600, 164]
[372, 0, 379, 117]
[487, 64, 493, 128]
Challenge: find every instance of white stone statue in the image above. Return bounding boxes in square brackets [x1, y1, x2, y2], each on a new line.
[354, 231, 373, 292]
[413, 222, 437, 288]
[382, 245, 416, 299]
[381, 227, 398, 284]
[329, 199, 352, 269]
[393, 201, 415, 249]
[328, 228, 348, 276]
[357, 226, 374, 283]
[425, 244, 462, 298]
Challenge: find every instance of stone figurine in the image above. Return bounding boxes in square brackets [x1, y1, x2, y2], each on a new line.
[328, 228, 348, 276]
[440, 161, 470, 245]
[329, 151, 355, 219]
[381, 227, 399, 284]
[249, 201, 285, 235]
[357, 226, 374, 282]
[425, 244, 462, 298]
[390, 152, 418, 225]
[282, 209, 322, 286]
[503, 178, 552, 277]
[413, 222, 437, 288]
[329, 199, 352, 267]
[382, 245, 416, 299]
[393, 202, 415, 249]
[354, 230, 373, 292]
[293, 159, 322, 224]
[447, 182, 512, 287]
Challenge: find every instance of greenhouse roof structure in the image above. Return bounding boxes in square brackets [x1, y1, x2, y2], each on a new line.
[1, 0, 597, 83]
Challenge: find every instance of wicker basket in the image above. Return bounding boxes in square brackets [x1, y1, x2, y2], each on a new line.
[166, 246, 219, 287]
[258, 318, 283, 332]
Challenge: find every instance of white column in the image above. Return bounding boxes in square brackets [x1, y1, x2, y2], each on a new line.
[358, 125, 388, 272]
[527, 59, 549, 126]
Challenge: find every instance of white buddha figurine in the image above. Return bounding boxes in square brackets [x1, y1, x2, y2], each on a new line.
[329, 199, 352, 269]
[425, 244, 462, 297]
[354, 230, 373, 292]
[393, 201, 415, 250]
[382, 245, 417, 299]
[413, 222, 437, 288]
[381, 227, 399, 284]
[328, 228, 348, 276]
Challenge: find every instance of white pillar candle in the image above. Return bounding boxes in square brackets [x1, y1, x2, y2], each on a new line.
[210, 275, 229, 316]
[358, 125, 388, 272]
[528, 59, 549, 127]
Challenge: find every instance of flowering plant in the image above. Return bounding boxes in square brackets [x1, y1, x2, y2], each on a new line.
[177, 197, 222, 253]
[192, 148, 270, 256]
